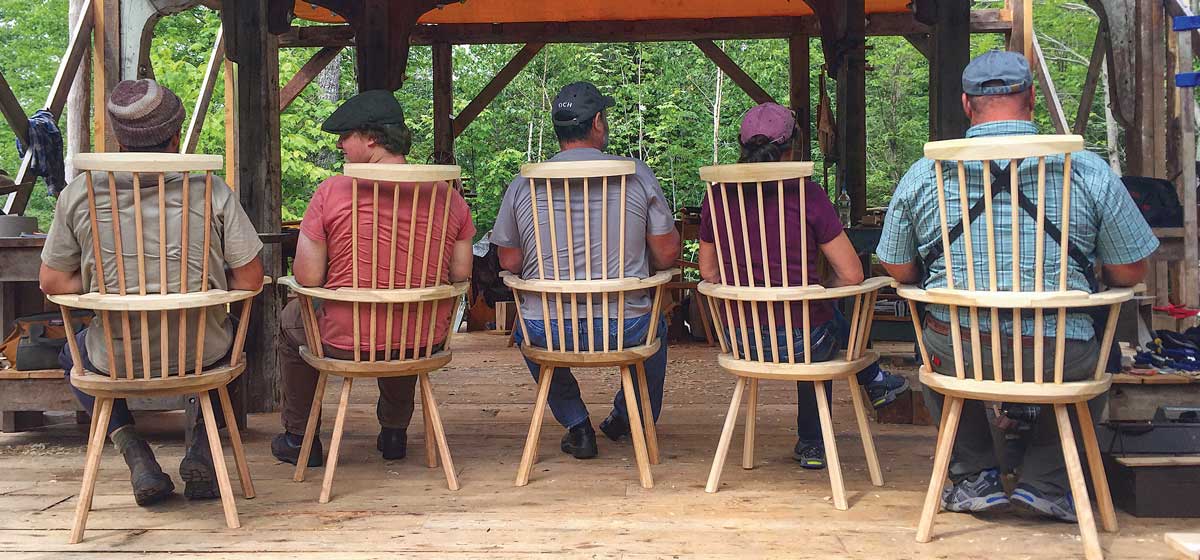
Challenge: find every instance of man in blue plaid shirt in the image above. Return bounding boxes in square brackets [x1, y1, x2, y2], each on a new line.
[878, 51, 1156, 523]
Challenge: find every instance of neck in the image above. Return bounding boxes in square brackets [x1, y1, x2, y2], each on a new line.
[558, 140, 600, 152]
[970, 114, 1032, 127]
[368, 151, 407, 164]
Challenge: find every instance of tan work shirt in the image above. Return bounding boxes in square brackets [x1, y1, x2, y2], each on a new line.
[42, 170, 262, 375]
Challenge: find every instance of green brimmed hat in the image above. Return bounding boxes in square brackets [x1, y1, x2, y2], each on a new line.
[321, 89, 409, 135]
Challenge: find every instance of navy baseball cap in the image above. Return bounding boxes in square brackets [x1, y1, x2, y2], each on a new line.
[962, 50, 1034, 96]
[551, 82, 615, 126]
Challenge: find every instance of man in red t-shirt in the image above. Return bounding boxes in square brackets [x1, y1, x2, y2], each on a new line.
[272, 91, 475, 466]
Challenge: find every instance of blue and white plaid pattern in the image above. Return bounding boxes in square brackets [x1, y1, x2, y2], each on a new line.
[877, 120, 1157, 340]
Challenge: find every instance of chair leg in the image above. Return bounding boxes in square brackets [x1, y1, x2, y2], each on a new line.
[198, 392, 239, 529]
[742, 378, 758, 470]
[423, 380, 438, 469]
[621, 365, 654, 489]
[814, 381, 847, 510]
[635, 362, 660, 465]
[419, 373, 459, 491]
[69, 397, 112, 544]
[917, 396, 963, 544]
[217, 385, 255, 499]
[294, 372, 328, 483]
[705, 376, 746, 493]
[1076, 400, 1118, 533]
[1055, 404, 1104, 560]
[515, 365, 553, 487]
[848, 376, 884, 487]
[319, 377, 354, 504]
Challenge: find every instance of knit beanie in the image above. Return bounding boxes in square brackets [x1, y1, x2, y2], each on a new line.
[106, 79, 186, 148]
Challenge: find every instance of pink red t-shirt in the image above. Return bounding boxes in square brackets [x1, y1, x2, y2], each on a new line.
[699, 178, 844, 328]
[300, 175, 476, 351]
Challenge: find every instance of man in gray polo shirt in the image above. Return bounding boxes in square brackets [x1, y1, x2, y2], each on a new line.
[493, 81, 680, 459]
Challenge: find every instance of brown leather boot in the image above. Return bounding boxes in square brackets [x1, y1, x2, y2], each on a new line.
[113, 428, 175, 506]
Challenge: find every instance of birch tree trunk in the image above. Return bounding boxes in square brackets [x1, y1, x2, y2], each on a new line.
[317, 52, 341, 102]
[65, 0, 91, 181]
[712, 45, 724, 164]
[1101, 59, 1122, 173]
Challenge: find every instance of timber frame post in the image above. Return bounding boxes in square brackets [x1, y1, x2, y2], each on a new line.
[224, 0, 283, 412]
[789, 34, 813, 161]
[929, 0, 969, 140]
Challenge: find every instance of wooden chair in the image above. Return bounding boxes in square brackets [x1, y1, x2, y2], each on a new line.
[697, 162, 891, 510]
[278, 163, 468, 503]
[49, 153, 260, 543]
[895, 135, 1134, 560]
[504, 160, 678, 489]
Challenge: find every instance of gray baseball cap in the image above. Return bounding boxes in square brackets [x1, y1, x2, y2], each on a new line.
[962, 50, 1033, 96]
[551, 82, 615, 126]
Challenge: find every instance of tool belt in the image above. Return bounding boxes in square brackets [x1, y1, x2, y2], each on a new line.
[1, 311, 93, 371]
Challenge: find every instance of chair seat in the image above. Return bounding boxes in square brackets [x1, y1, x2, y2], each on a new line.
[520, 339, 661, 368]
[716, 351, 879, 381]
[919, 368, 1111, 404]
[298, 346, 453, 378]
[70, 360, 245, 398]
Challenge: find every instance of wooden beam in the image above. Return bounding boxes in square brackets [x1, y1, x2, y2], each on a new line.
[431, 42, 454, 164]
[694, 39, 775, 105]
[278, 10, 1013, 48]
[90, 0, 119, 153]
[930, 0, 970, 140]
[223, 58, 238, 188]
[278, 45, 343, 112]
[789, 35, 812, 161]
[1073, 29, 1106, 136]
[1009, 0, 1033, 64]
[453, 42, 544, 137]
[1031, 33, 1070, 134]
[1167, 22, 1199, 319]
[182, 27, 225, 154]
[0, 72, 29, 148]
[832, 0, 867, 223]
[5, 0, 95, 215]
[904, 33, 932, 60]
[226, 0, 283, 412]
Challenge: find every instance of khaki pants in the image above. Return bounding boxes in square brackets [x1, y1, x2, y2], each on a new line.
[277, 299, 417, 434]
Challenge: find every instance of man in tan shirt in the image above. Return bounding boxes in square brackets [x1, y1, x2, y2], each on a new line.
[40, 79, 264, 507]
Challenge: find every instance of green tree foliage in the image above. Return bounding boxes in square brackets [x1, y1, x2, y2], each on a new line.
[0, 0, 1110, 236]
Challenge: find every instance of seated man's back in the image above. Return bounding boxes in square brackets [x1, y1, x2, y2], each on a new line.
[881, 135, 1155, 342]
[300, 175, 474, 351]
[494, 147, 676, 321]
[42, 169, 263, 374]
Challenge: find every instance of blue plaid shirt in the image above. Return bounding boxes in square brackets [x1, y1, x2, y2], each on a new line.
[877, 120, 1157, 340]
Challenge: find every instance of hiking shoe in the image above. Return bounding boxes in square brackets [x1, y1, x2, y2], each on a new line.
[377, 428, 407, 461]
[941, 468, 1010, 513]
[792, 441, 826, 470]
[117, 437, 175, 506]
[1011, 483, 1077, 523]
[180, 430, 219, 500]
[864, 370, 910, 408]
[598, 412, 631, 442]
[271, 431, 324, 467]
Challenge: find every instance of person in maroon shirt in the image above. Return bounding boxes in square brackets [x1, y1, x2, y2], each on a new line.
[697, 102, 909, 469]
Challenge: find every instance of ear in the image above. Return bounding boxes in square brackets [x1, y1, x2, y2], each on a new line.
[961, 93, 972, 120]
[592, 111, 607, 135]
[1026, 84, 1037, 112]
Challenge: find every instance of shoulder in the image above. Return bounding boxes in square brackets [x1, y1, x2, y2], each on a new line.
[1067, 149, 1116, 185]
[894, 158, 937, 201]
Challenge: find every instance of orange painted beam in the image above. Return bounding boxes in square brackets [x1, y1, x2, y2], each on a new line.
[295, 0, 912, 25]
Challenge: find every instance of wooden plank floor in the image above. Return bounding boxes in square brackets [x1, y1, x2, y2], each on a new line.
[0, 333, 1193, 558]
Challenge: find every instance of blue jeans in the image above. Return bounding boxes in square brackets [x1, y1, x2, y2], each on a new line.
[60, 328, 230, 437]
[728, 309, 880, 445]
[515, 314, 667, 429]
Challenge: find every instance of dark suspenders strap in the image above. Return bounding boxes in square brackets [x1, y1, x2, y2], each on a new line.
[920, 160, 1095, 283]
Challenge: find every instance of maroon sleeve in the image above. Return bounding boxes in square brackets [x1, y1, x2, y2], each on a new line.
[804, 179, 843, 245]
[699, 189, 715, 243]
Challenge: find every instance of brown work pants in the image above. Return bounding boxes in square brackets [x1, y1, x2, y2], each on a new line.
[277, 299, 417, 434]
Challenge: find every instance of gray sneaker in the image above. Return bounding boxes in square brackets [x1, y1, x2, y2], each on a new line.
[941, 468, 1010, 513]
[1011, 483, 1077, 523]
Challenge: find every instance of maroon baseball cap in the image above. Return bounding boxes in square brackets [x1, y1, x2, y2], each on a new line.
[739, 102, 795, 145]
